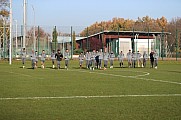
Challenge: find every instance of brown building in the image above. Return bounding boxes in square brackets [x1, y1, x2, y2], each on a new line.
[76, 31, 171, 56]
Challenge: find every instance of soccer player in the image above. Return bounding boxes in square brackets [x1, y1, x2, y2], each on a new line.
[30, 49, 36, 69]
[79, 52, 84, 68]
[143, 51, 148, 68]
[117, 51, 124, 68]
[21, 48, 26, 68]
[40, 50, 46, 69]
[85, 51, 91, 69]
[98, 49, 103, 69]
[51, 50, 56, 68]
[90, 49, 96, 70]
[95, 50, 99, 69]
[137, 51, 142, 67]
[64, 49, 71, 70]
[127, 50, 132, 68]
[103, 50, 109, 70]
[55, 49, 63, 69]
[132, 51, 137, 68]
[150, 51, 154, 68]
[154, 50, 159, 69]
[109, 51, 115, 68]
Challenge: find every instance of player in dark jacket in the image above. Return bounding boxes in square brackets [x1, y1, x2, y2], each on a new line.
[150, 51, 154, 68]
[55, 49, 63, 69]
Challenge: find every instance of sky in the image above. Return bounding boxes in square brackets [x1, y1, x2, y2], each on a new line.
[13, 0, 181, 27]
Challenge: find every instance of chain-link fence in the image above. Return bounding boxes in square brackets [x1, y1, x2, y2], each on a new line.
[0, 25, 180, 60]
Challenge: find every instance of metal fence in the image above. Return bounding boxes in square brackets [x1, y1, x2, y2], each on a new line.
[0, 25, 180, 60]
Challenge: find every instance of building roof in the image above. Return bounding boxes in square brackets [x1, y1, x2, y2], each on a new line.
[76, 30, 171, 41]
[56, 36, 84, 43]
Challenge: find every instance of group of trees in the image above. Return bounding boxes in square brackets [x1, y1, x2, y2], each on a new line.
[80, 16, 181, 52]
[0, 0, 9, 20]
[80, 16, 168, 36]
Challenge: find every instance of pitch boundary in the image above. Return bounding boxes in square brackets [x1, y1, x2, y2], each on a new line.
[0, 94, 181, 100]
[7, 71, 44, 80]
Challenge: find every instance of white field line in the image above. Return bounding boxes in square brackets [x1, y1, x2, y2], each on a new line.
[96, 72, 181, 85]
[134, 77, 181, 85]
[8, 71, 44, 80]
[71, 70, 181, 85]
[71, 70, 150, 78]
[0, 94, 181, 100]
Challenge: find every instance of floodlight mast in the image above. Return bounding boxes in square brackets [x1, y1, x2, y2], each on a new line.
[9, 0, 12, 65]
[32, 5, 36, 51]
[23, 0, 27, 48]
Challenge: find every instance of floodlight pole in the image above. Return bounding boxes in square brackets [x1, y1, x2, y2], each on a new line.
[32, 5, 36, 51]
[9, 0, 12, 64]
[23, 0, 27, 48]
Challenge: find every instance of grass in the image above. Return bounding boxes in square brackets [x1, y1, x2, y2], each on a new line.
[0, 60, 181, 120]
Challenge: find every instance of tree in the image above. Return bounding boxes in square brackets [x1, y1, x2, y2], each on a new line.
[80, 16, 170, 37]
[157, 16, 167, 29]
[0, 0, 9, 25]
[0, 0, 9, 42]
[26, 26, 47, 47]
[167, 17, 181, 52]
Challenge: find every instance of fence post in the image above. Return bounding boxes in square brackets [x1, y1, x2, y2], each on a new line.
[86, 27, 89, 50]
[102, 26, 104, 52]
[132, 27, 135, 52]
[55, 26, 57, 52]
[3, 23, 6, 59]
[148, 27, 150, 56]
[176, 28, 178, 61]
[38, 26, 40, 55]
[161, 27, 164, 60]
[71, 26, 73, 59]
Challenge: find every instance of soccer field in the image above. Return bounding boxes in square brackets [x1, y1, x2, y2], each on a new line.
[0, 60, 181, 120]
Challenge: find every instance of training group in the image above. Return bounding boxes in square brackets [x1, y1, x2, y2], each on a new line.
[21, 48, 159, 70]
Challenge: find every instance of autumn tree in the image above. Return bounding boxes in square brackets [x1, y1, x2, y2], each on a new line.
[80, 16, 171, 37]
[0, 0, 9, 46]
[0, 0, 9, 25]
[26, 26, 47, 47]
[167, 18, 181, 52]
[157, 16, 167, 30]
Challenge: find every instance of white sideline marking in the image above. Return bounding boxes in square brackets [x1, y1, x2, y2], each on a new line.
[71, 70, 181, 85]
[71, 70, 150, 78]
[0, 94, 181, 100]
[134, 77, 181, 85]
[8, 71, 44, 80]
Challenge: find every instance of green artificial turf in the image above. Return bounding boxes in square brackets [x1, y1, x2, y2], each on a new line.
[0, 60, 180, 120]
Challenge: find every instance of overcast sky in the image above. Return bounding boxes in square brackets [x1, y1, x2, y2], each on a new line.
[13, 0, 181, 27]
